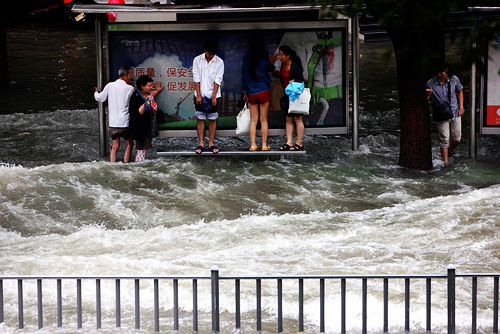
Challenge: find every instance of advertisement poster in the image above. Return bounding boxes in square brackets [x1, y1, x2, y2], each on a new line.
[486, 34, 500, 128]
[108, 26, 347, 133]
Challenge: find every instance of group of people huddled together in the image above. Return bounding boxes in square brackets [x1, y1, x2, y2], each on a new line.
[94, 66, 163, 162]
[94, 41, 307, 162]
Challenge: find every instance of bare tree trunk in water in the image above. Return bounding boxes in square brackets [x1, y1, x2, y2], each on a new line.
[387, 25, 445, 170]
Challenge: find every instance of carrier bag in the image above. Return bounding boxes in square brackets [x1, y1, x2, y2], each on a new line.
[235, 103, 251, 135]
[288, 88, 311, 115]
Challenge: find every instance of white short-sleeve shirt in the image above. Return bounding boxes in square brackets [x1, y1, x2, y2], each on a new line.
[192, 53, 224, 98]
[94, 78, 134, 128]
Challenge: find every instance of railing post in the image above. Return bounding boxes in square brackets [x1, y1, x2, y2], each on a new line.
[299, 278, 304, 333]
[211, 267, 220, 334]
[37, 279, 43, 329]
[17, 279, 23, 329]
[96, 279, 101, 330]
[154, 279, 160, 333]
[192, 279, 198, 333]
[0, 279, 3, 324]
[173, 279, 179, 331]
[115, 279, 121, 328]
[135, 279, 140, 330]
[447, 266, 456, 334]
[76, 279, 82, 329]
[494, 276, 499, 334]
[256, 279, 262, 332]
[57, 279, 62, 327]
[277, 279, 283, 334]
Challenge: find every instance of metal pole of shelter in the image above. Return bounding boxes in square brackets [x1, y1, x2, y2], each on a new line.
[95, 16, 107, 159]
[470, 59, 477, 158]
[351, 14, 360, 150]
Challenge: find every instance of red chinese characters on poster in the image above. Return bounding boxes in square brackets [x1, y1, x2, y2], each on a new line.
[165, 67, 195, 92]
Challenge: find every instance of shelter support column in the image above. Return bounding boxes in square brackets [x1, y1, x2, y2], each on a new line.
[96, 16, 107, 159]
[351, 14, 360, 151]
[470, 60, 477, 158]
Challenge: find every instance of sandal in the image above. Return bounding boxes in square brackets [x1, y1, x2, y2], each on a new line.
[261, 145, 271, 151]
[208, 145, 220, 154]
[249, 145, 261, 152]
[195, 145, 205, 154]
[290, 143, 304, 151]
[279, 144, 292, 151]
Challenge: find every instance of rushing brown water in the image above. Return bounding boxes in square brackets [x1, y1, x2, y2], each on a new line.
[0, 20, 498, 333]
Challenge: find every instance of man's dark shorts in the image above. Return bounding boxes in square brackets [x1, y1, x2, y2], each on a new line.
[109, 127, 131, 140]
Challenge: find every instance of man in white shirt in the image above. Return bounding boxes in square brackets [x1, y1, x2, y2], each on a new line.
[192, 41, 224, 154]
[94, 66, 135, 162]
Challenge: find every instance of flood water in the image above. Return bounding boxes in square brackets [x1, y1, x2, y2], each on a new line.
[0, 21, 499, 333]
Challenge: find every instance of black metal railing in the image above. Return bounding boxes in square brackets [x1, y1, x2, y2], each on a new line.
[0, 267, 498, 333]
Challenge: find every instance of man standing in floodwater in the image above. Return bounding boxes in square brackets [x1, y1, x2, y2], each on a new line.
[192, 41, 224, 154]
[426, 63, 464, 167]
[94, 66, 135, 163]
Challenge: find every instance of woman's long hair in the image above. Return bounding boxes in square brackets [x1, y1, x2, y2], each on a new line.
[279, 44, 302, 69]
[247, 41, 268, 80]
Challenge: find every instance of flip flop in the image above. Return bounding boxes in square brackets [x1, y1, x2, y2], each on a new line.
[195, 145, 205, 154]
[208, 145, 220, 154]
[249, 145, 261, 152]
[279, 144, 292, 151]
[261, 145, 271, 151]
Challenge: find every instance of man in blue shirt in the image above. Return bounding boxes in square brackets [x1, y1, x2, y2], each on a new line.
[426, 63, 464, 167]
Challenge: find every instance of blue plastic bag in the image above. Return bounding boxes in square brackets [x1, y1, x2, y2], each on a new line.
[285, 82, 305, 102]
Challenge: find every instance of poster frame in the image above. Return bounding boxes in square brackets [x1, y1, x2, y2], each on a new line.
[482, 37, 500, 135]
[106, 20, 350, 137]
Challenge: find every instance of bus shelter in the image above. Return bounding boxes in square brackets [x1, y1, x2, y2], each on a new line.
[72, 3, 361, 157]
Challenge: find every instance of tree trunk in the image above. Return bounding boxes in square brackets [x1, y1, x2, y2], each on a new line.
[387, 24, 445, 170]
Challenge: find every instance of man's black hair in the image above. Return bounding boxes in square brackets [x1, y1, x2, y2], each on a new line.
[136, 75, 153, 90]
[436, 62, 450, 73]
[203, 41, 218, 54]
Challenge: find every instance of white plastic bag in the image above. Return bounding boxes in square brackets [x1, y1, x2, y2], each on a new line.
[235, 103, 251, 135]
[288, 88, 311, 115]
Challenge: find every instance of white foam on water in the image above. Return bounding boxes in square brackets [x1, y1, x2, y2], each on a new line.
[0, 183, 498, 332]
[0, 153, 499, 332]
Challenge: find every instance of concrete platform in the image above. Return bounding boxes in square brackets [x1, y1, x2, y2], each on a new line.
[157, 150, 306, 157]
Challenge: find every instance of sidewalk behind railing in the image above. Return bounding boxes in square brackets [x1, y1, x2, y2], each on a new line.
[0, 267, 498, 333]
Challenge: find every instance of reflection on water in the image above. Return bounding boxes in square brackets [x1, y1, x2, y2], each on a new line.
[0, 21, 499, 334]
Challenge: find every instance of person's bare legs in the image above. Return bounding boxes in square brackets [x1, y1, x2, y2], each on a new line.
[259, 102, 270, 149]
[123, 138, 133, 163]
[249, 103, 260, 150]
[294, 116, 304, 146]
[285, 116, 294, 147]
[110, 138, 120, 162]
[196, 119, 205, 147]
[440, 147, 449, 166]
[449, 139, 459, 156]
[208, 119, 217, 148]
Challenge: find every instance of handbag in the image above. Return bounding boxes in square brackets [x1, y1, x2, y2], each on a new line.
[235, 103, 251, 135]
[288, 87, 311, 115]
[433, 102, 454, 122]
[432, 81, 454, 122]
